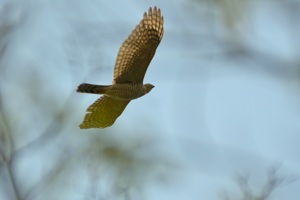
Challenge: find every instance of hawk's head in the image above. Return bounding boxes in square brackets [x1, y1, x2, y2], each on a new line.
[143, 83, 155, 94]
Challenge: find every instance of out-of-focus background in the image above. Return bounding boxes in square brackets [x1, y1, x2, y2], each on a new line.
[1, 0, 300, 199]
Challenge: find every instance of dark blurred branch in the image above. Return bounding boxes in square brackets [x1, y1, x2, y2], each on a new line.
[23, 153, 69, 200]
[0, 92, 21, 200]
[6, 156, 21, 200]
[222, 166, 298, 200]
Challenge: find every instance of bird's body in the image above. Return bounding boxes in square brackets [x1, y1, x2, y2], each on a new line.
[77, 83, 154, 101]
[77, 6, 164, 129]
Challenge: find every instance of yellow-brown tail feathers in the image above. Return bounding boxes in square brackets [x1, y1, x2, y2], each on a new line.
[77, 83, 109, 94]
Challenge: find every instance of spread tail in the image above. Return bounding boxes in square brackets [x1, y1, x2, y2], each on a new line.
[77, 83, 110, 94]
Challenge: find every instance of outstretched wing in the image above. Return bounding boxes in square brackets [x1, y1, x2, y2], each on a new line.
[79, 96, 130, 129]
[113, 6, 164, 84]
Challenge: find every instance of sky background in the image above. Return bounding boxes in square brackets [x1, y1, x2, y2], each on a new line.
[1, 0, 300, 200]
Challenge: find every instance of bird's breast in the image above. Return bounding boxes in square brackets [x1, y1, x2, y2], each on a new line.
[104, 84, 147, 101]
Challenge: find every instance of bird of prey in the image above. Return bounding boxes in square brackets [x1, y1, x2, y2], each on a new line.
[77, 6, 164, 129]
